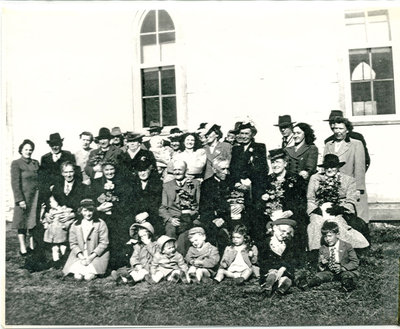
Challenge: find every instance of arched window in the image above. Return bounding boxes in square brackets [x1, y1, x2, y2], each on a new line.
[140, 10, 177, 127]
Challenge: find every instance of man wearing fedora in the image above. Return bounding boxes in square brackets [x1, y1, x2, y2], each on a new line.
[274, 115, 296, 149]
[84, 127, 123, 180]
[39, 133, 76, 202]
[110, 127, 124, 149]
[323, 110, 370, 171]
[229, 122, 268, 201]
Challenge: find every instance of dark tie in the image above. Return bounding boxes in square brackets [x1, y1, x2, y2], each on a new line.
[329, 248, 336, 268]
[282, 138, 288, 148]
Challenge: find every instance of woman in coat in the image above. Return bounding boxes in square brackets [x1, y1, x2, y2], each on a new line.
[11, 139, 40, 256]
[63, 199, 109, 280]
[285, 122, 318, 181]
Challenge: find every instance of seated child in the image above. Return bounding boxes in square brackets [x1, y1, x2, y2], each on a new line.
[306, 221, 359, 292]
[146, 235, 189, 284]
[185, 227, 220, 283]
[111, 222, 158, 285]
[214, 224, 259, 285]
[62, 199, 110, 281]
[42, 196, 75, 267]
[258, 218, 297, 297]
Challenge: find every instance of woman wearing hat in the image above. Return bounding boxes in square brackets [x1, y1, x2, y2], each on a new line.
[11, 139, 40, 256]
[284, 122, 318, 181]
[307, 154, 369, 253]
[62, 199, 110, 281]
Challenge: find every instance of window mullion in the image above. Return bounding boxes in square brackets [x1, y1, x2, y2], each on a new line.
[158, 68, 163, 126]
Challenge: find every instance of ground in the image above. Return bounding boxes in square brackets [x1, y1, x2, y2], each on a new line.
[4, 222, 400, 326]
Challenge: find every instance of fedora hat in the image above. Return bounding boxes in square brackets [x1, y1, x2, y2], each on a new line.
[129, 221, 154, 237]
[324, 110, 344, 122]
[111, 127, 122, 136]
[274, 115, 296, 127]
[47, 133, 64, 145]
[148, 120, 163, 132]
[96, 127, 112, 140]
[268, 148, 287, 161]
[156, 235, 176, 251]
[205, 124, 222, 137]
[126, 132, 144, 142]
[318, 154, 346, 169]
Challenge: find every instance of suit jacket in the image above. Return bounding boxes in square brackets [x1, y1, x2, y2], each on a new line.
[84, 145, 123, 179]
[324, 137, 366, 191]
[325, 131, 370, 171]
[285, 144, 318, 178]
[203, 141, 232, 180]
[118, 148, 157, 177]
[50, 179, 89, 211]
[318, 239, 359, 276]
[307, 172, 357, 215]
[63, 218, 110, 275]
[281, 133, 295, 148]
[230, 140, 268, 199]
[159, 179, 201, 224]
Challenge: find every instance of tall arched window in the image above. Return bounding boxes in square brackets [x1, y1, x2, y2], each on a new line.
[140, 10, 177, 127]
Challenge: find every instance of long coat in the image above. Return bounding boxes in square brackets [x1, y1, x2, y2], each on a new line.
[230, 140, 268, 200]
[11, 157, 40, 230]
[203, 141, 232, 180]
[324, 137, 369, 222]
[63, 218, 110, 275]
[285, 144, 318, 179]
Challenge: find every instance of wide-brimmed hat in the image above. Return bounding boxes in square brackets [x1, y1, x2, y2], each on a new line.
[129, 221, 154, 237]
[96, 127, 112, 140]
[126, 132, 144, 142]
[271, 218, 297, 228]
[274, 115, 296, 127]
[188, 226, 206, 237]
[148, 120, 163, 132]
[135, 158, 153, 171]
[111, 127, 122, 137]
[80, 198, 95, 209]
[47, 133, 64, 145]
[323, 110, 344, 122]
[157, 235, 176, 250]
[205, 124, 222, 137]
[268, 148, 287, 161]
[318, 154, 346, 169]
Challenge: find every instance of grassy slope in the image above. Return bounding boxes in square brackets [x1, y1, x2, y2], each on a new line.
[5, 223, 399, 326]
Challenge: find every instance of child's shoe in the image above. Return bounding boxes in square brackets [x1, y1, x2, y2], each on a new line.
[180, 271, 189, 284]
[189, 272, 198, 284]
[74, 273, 83, 281]
[307, 277, 322, 288]
[169, 271, 181, 283]
[234, 277, 245, 286]
[341, 278, 356, 292]
[201, 276, 212, 284]
[276, 277, 292, 295]
[144, 274, 155, 285]
[111, 270, 123, 285]
[295, 276, 308, 290]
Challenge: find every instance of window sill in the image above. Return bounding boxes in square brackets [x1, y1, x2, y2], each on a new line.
[352, 120, 400, 126]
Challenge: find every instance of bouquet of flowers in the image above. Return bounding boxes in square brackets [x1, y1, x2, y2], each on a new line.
[227, 183, 246, 220]
[97, 181, 119, 215]
[88, 150, 106, 167]
[315, 173, 342, 219]
[176, 180, 197, 213]
[262, 179, 285, 218]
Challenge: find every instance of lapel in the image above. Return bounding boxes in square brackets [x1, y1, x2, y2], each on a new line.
[335, 141, 350, 158]
[337, 240, 345, 263]
[293, 144, 310, 157]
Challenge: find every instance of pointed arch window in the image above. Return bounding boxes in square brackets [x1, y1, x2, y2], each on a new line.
[140, 10, 177, 127]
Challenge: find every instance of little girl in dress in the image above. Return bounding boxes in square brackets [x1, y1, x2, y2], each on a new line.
[214, 224, 259, 285]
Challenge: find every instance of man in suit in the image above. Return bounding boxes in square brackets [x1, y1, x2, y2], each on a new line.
[159, 160, 201, 255]
[84, 127, 123, 180]
[199, 157, 236, 254]
[274, 115, 296, 148]
[324, 117, 369, 222]
[39, 133, 76, 203]
[203, 124, 232, 180]
[229, 122, 268, 201]
[324, 110, 370, 171]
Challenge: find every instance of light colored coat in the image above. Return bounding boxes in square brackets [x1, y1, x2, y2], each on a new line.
[219, 245, 259, 277]
[129, 241, 159, 271]
[185, 242, 220, 269]
[324, 138, 369, 221]
[63, 218, 110, 275]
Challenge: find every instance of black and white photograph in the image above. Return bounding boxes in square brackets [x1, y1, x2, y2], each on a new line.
[1, 1, 399, 327]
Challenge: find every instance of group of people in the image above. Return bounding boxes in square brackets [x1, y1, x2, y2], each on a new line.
[10, 110, 371, 295]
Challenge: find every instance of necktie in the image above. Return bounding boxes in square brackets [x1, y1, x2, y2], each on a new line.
[282, 138, 287, 148]
[329, 248, 336, 268]
[65, 183, 71, 196]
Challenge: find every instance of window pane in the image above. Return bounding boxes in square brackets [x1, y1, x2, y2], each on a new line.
[159, 32, 175, 44]
[141, 11, 156, 33]
[345, 12, 365, 24]
[143, 98, 160, 127]
[141, 34, 156, 46]
[371, 47, 393, 79]
[351, 81, 371, 102]
[158, 10, 175, 31]
[142, 69, 159, 96]
[349, 49, 370, 81]
[162, 97, 177, 126]
[367, 10, 388, 22]
[141, 35, 158, 64]
[374, 81, 396, 115]
[161, 68, 176, 95]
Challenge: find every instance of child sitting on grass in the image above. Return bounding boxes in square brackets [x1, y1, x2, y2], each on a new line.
[214, 224, 259, 285]
[42, 196, 75, 268]
[146, 235, 189, 284]
[303, 221, 359, 292]
[111, 222, 158, 285]
[258, 218, 297, 297]
[185, 227, 220, 283]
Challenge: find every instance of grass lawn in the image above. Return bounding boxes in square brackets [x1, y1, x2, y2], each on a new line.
[4, 222, 399, 326]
